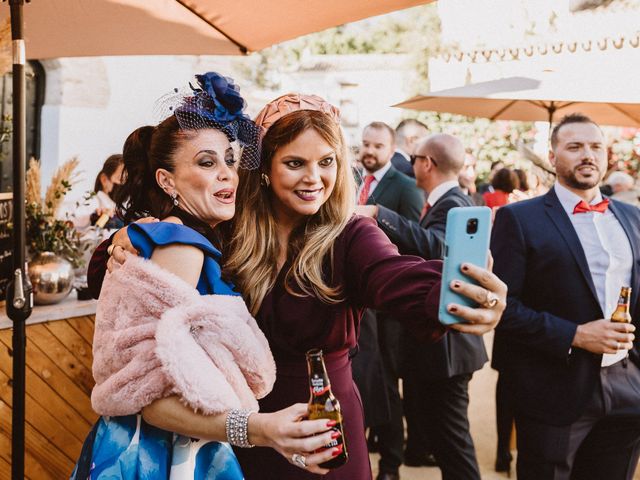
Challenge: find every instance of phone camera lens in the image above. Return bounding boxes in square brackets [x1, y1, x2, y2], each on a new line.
[466, 218, 478, 234]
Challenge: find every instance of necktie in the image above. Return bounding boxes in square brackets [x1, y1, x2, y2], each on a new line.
[420, 202, 431, 221]
[573, 198, 609, 215]
[358, 175, 375, 206]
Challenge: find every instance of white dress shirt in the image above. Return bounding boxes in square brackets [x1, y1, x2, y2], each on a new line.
[426, 180, 460, 208]
[357, 161, 393, 200]
[554, 183, 633, 366]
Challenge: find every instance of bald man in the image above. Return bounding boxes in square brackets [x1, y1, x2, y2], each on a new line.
[357, 134, 487, 480]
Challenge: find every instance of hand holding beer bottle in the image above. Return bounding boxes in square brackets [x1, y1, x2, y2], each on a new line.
[572, 286, 635, 354]
[306, 348, 348, 469]
[611, 287, 632, 323]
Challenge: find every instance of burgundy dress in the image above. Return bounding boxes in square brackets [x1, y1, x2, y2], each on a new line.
[88, 216, 445, 480]
[234, 217, 444, 480]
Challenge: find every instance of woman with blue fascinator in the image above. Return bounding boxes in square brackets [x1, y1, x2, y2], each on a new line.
[72, 73, 339, 479]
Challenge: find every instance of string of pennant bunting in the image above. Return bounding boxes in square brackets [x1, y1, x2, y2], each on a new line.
[441, 32, 640, 64]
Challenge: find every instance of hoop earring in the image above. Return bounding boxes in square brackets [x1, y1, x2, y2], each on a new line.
[260, 173, 271, 187]
[170, 191, 179, 207]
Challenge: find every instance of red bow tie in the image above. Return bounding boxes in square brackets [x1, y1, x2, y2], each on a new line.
[573, 198, 610, 214]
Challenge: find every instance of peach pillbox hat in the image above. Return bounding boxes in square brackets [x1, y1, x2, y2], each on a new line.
[254, 93, 341, 132]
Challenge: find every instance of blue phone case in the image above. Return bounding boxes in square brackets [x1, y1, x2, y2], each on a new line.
[438, 206, 492, 325]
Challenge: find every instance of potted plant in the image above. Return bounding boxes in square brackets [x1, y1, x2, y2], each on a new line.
[25, 157, 89, 304]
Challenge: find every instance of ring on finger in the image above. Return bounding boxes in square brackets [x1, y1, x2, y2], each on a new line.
[291, 453, 307, 469]
[615, 341, 621, 351]
[107, 244, 115, 256]
[482, 290, 500, 309]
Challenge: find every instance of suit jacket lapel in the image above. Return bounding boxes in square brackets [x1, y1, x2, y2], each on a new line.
[544, 189, 600, 309]
[367, 167, 395, 205]
[608, 200, 640, 314]
[420, 186, 458, 227]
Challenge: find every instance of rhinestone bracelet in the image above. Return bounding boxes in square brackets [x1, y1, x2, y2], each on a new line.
[225, 409, 256, 448]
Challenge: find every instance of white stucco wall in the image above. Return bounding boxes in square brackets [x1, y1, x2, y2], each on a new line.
[42, 56, 235, 212]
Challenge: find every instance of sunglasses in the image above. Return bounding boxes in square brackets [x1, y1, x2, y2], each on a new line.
[410, 154, 437, 167]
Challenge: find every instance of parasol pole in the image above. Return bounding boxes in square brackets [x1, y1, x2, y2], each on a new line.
[547, 101, 557, 147]
[4, 0, 33, 478]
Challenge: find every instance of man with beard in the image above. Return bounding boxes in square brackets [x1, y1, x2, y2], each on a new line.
[491, 113, 640, 480]
[357, 121, 423, 218]
[352, 121, 423, 480]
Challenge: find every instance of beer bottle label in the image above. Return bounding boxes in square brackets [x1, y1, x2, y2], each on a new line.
[310, 375, 330, 396]
[611, 286, 632, 323]
[322, 431, 341, 449]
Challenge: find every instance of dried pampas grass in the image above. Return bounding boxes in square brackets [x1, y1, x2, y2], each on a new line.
[45, 157, 80, 216]
[26, 157, 82, 216]
[26, 158, 42, 207]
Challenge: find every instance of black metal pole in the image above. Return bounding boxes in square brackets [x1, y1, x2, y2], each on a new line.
[547, 101, 557, 148]
[4, 1, 33, 479]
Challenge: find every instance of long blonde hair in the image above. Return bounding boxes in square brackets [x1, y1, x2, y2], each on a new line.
[225, 110, 355, 315]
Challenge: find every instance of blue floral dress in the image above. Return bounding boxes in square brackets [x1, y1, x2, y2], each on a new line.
[71, 222, 244, 480]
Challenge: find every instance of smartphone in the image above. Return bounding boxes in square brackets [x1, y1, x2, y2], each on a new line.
[438, 206, 492, 325]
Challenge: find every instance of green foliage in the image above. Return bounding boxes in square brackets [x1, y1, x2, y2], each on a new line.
[0, 114, 10, 150]
[25, 200, 89, 268]
[25, 163, 90, 268]
[238, 4, 443, 89]
[298, 20, 413, 55]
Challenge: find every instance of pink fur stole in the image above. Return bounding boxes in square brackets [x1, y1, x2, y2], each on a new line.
[91, 254, 275, 416]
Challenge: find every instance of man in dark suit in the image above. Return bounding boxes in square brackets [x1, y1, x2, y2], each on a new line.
[358, 133, 486, 480]
[390, 119, 429, 178]
[491, 113, 640, 480]
[352, 121, 424, 480]
[358, 121, 424, 218]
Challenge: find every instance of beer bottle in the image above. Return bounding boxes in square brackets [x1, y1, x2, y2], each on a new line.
[611, 286, 632, 323]
[306, 348, 348, 469]
[94, 212, 110, 229]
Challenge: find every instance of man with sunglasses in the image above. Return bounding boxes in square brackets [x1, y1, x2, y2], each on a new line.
[357, 133, 487, 480]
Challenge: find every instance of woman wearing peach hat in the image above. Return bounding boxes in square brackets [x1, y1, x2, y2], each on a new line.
[225, 93, 506, 479]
